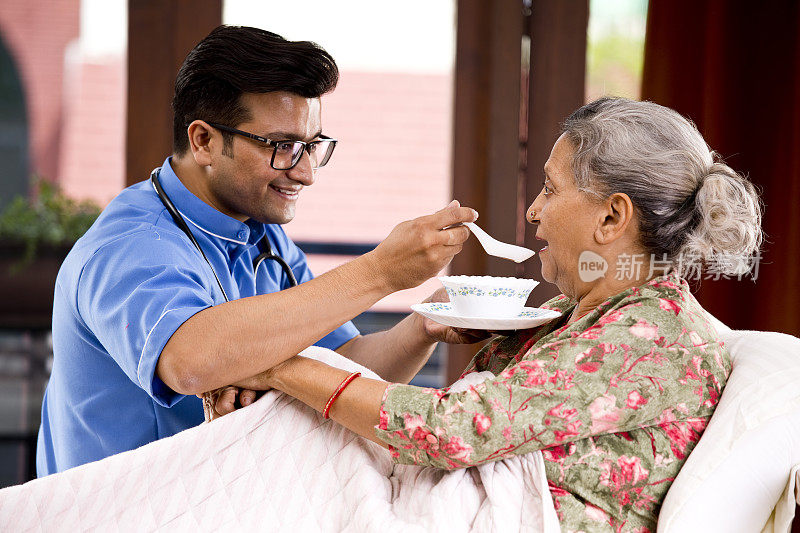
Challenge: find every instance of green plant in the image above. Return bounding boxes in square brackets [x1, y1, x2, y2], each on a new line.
[0, 178, 101, 269]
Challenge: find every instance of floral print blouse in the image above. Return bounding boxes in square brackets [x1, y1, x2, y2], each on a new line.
[375, 275, 730, 532]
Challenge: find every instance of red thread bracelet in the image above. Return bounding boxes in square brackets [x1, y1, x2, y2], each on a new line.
[323, 372, 361, 419]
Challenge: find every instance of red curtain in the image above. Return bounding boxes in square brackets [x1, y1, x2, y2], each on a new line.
[641, 1, 800, 336]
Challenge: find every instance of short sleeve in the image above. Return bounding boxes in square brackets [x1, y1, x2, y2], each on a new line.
[77, 227, 216, 407]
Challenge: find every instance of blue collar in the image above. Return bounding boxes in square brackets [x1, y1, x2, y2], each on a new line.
[154, 157, 266, 246]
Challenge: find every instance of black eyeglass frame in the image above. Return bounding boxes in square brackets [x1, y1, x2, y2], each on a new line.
[205, 122, 337, 170]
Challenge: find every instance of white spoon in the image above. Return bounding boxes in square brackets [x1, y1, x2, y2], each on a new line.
[464, 222, 536, 263]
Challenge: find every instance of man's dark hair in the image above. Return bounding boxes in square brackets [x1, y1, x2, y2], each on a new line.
[172, 25, 339, 154]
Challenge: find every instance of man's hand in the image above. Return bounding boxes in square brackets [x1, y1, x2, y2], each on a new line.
[368, 201, 478, 292]
[419, 288, 493, 344]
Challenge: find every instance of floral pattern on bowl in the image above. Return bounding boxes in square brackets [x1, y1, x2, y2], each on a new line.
[439, 275, 540, 319]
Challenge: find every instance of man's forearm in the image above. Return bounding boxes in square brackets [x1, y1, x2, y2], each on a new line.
[158, 253, 391, 394]
[157, 202, 478, 395]
[336, 312, 437, 383]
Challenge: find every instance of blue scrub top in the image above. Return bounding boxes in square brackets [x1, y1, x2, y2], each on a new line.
[37, 157, 359, 476]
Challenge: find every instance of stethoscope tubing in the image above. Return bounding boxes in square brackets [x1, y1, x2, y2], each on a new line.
[150, 168, 298, 303]
[253, 251, 297, 287]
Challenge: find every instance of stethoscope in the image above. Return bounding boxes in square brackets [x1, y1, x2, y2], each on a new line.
[150, 167, 298, 303]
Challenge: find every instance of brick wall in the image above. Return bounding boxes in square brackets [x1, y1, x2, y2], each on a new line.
[0, 0, 80, 184]
[58, 59, 126, 204]
[287, 70, 453, 244]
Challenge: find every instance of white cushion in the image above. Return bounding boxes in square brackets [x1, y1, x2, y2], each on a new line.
[658, 330, 800, 532]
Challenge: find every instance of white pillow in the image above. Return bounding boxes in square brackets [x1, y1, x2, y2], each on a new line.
[658, 330, 800, 532]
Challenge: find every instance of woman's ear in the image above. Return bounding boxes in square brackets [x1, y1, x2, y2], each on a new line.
[594, 192, 635, 245]
[186, 120, 214, 167]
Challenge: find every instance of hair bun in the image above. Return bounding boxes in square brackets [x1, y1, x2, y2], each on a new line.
[681, 159, 763, 276]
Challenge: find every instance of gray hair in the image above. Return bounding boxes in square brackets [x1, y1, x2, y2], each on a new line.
[562, 97, 763, 277]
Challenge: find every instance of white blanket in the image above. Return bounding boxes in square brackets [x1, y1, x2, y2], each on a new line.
[0, 347, 559, 532]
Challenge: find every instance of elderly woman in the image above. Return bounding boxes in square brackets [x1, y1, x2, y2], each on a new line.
[239, 97, 762, 532]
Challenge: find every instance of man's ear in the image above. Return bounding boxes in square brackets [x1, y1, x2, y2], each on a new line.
[594, 192, 635, 245]
[186, 120, 214, 167]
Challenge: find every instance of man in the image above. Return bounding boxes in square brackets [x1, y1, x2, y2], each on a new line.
[37, 25, 483, 475]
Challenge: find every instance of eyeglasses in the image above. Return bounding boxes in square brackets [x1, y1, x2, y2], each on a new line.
[206, 122, 337, 170]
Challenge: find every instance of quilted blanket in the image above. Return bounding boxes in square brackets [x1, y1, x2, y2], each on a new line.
[0, 347, 559, 532]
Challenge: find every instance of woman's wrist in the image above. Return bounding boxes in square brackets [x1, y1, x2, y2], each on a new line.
[230, 355, 302, 391]
[264, 355, 306, 392]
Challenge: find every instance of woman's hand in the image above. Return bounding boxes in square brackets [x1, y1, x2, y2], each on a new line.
[198, 385, 263, 419]
[420, 288, 493, 344]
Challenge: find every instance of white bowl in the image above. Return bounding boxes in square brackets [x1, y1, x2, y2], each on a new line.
[438, 275, 539, 318]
